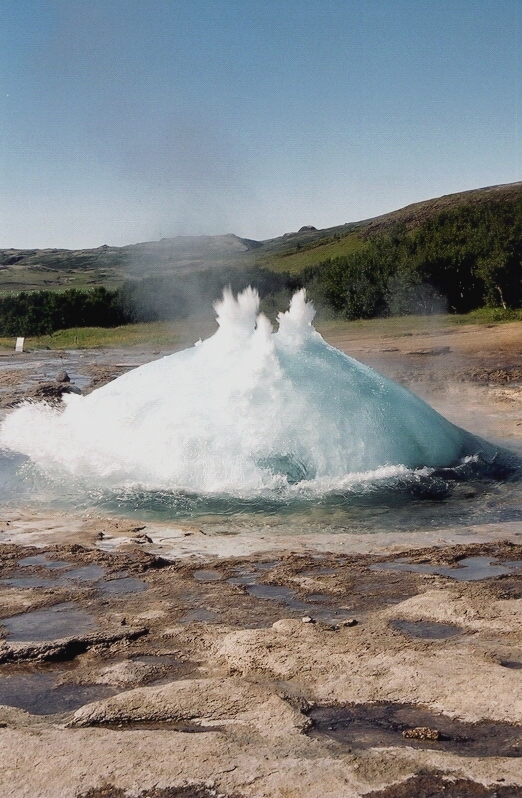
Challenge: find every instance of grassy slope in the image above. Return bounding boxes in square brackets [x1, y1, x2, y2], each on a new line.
[0, 236, 253, 292]
[361, 180, 522, 236]
[1, 181, 520, 293]
[257, 231, 365, 274]
[0, 319, 218, 351]
[0, 232, 366, 290]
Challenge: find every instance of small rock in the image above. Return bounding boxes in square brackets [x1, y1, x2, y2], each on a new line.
[62, 384, 82, 395]
[55, 370, 70, 383]
[31, 382, 65, 401]
[402, 726, 441, 741]
[302, 616, 315, 624]
[340, 618, 358, 627]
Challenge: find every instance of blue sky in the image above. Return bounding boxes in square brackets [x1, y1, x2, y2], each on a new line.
[1, 0, 521, 248]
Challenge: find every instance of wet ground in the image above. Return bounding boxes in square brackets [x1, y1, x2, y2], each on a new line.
[2, 322, 522, 796]
[309, 702, 522, 757]
[0, 347, 147, 408]
[365, 774, 522, 797]
[1, 537, 522, 795]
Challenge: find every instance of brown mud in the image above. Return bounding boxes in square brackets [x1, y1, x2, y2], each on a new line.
[79, 788, 239, 798]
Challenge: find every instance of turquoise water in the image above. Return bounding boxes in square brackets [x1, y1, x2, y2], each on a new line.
[0, 289, 520, 535]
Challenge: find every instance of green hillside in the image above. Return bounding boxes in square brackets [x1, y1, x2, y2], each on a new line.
[2, 181, 521, 292]
[307, 191, 522, 318]
[0, 235, 258, 292]
[2, 181, 522, 335]
[256, 230, 366, 274]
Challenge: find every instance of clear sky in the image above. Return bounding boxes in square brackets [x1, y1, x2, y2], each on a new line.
[1, 0, 521, 249]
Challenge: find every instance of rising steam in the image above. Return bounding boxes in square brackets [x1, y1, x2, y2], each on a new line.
[0, 288, 488, 497]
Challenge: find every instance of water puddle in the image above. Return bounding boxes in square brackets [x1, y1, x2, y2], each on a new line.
[308, 702, 522, 757]
[227, 562, 279, 583]
[180, 608, 219, 623]
[192, 570, 222, 582]
[227, 574, 258, 586]
[2, 602, 95, 641]
[98, 577, 148, 595]
[0, 670, 115, 715]
[390, 619, 463, 639]
[372, 555, 522, 581]
[305, 593, 331, 602]
[1, 560, 146, 596]
[246, 584, 300, 604]
[0, 576, 56, 589]
[227, 569, 356, 623]
[438, 556, 515, 580]
[60, 565, 106, 582]
[18, 554, 70, 570]
[365, 773, 520, 798]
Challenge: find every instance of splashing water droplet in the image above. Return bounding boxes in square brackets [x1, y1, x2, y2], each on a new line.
[0, 288, 491, 498]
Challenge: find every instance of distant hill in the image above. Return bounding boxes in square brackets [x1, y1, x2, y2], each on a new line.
[360, 181, 522, 235]
[1, 180, 522, 294]
[0, 234, 262, 292]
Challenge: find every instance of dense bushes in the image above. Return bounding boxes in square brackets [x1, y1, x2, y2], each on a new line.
[303, 199, 522, 318]
[0, 287, 125, 336]
[2, 198, 522, 335]
[0, 268, 299, 337]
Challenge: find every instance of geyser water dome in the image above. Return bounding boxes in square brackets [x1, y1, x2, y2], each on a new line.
[0, 288, 493, 498]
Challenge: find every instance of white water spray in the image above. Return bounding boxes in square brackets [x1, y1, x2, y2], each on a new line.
[0, 288, 486, 497]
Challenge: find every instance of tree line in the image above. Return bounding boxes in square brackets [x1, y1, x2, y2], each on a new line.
[0, 287, 125, 337]
[303, 197, 522, 318]
[1, 197, 522, 336]
[0, 268, 300, 337]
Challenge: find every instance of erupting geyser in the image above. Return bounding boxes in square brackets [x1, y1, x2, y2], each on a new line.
[0, 288, 489, 497]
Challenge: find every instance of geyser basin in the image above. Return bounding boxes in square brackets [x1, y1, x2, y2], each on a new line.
[0, 289, 500, 504]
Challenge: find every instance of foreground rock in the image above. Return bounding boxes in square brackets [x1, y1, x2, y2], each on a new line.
[69, 676, 310, 738]
[0, 539, 521, 796]
[0, 627, 147, 664]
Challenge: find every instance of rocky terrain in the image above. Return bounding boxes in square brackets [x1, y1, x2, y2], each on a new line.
[1, 319, 522, 796]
